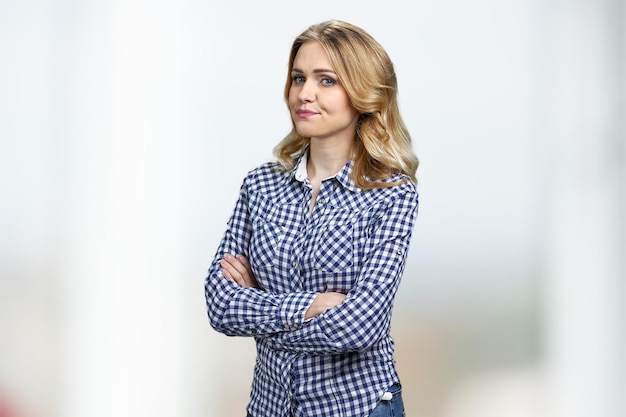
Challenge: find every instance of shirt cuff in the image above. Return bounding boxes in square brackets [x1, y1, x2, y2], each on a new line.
[278, 291, 318, 331]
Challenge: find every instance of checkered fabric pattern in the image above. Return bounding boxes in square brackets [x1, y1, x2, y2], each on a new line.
[205, 153, 419, 417]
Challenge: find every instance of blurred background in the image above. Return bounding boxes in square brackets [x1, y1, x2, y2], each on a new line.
[0, 0, 624, 416]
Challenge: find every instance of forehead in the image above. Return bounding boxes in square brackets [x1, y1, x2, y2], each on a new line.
[293, 41, 333, 70]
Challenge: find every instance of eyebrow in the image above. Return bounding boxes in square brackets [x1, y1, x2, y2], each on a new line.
[291, 68, 337, 74]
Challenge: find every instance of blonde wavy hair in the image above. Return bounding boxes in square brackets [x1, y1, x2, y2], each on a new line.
[273, 20, 419, 189]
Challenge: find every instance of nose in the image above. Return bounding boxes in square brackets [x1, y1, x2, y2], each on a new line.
[297, 79, 317, 103]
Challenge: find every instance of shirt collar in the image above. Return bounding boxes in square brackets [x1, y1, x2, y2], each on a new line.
[293, 151, 309, 183]
[290, 149, 360, 193]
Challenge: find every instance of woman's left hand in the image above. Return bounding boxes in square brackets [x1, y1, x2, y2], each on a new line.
[220, 254, 260, 289]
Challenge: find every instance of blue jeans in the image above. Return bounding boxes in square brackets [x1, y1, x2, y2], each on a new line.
[245, 383, 405, 417]
[368, 383, 405, 417]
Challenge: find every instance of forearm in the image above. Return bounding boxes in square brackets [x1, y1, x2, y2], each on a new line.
[205, 265, 317, 337]
[262, 218, 414, 354]
[264, 250, 407, 354]
[264, 283, 396, 355]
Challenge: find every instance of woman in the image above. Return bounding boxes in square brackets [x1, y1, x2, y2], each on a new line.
[205, 20, 419, 417]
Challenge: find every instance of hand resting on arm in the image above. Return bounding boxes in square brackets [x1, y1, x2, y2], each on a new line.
[220, 253, 346, 320]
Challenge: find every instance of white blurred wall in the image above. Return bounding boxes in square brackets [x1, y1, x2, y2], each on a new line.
[0, 1, 623, 417]
[539, 1, 626, 417]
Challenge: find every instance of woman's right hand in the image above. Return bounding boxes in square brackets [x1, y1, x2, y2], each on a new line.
[305, 292, 346, 320]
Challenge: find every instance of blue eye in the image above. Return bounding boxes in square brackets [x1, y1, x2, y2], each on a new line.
[292, 75, 305, 84]
[321, 77, 336, 86]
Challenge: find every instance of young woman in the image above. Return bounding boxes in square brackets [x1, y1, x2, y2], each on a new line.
[205, 20, 419, 417]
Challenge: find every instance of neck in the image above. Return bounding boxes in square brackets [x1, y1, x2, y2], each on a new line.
[307, 139, 353, 181]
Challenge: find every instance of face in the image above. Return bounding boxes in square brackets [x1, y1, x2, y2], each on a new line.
[288, 41, 359, 145]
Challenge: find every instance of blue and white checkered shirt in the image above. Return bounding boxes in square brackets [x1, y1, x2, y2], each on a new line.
[205, 152, 419, 417]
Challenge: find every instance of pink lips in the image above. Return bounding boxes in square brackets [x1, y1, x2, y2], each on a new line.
[296, 109, 318, 118]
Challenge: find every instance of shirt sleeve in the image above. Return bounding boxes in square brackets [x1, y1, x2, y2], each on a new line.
[260, 185, 419, 354]
[204, 176, 318, 337]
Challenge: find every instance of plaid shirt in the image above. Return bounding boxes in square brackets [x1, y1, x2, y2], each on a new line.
[205, 153, 419, 417]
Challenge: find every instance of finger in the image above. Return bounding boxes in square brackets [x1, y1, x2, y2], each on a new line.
[235, 255, 260, 289]
[221, 265, 233, 281]
[220, 259, 244, 286]
[225, 254, 249, 277]
[235, 255, 255, 283]
[236, 254, 251, 270]
[223, 264, 246, 287]
[223, 254, 256, 288]
[222, 254, 258, 288]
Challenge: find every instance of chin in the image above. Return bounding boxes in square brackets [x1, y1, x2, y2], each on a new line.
[295, 126, 317, 138]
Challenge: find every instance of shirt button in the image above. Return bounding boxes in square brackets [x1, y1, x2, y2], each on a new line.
[292, 261, 297, 267]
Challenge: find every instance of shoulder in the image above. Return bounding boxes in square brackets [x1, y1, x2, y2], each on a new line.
[243, 161, 285, 180]
[339, 174, 417, 219]
[242, 161, 291, 192]
[368, 174, 418, 204]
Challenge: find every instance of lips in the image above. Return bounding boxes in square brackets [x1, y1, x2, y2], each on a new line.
[296, 109, 319, 118]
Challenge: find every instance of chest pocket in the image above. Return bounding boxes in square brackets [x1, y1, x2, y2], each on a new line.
[250, 218, 285, 269]
[314, 212, 355, 273]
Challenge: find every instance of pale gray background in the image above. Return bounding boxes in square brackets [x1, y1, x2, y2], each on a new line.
[1, 1, 624, 417]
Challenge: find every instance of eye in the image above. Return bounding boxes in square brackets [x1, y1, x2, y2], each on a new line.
[320, 77, 337, 86]
[292, 75, 305, 84]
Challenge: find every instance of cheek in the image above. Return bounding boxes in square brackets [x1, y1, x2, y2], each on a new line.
[332, 91, 356, 115]
[337, 100, 358, 120]
[288, 87, 298, 108]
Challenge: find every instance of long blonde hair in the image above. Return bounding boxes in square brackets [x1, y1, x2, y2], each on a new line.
[273, 20, 419, 189]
